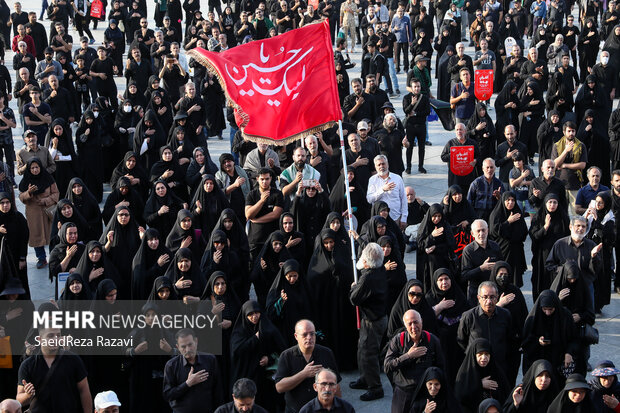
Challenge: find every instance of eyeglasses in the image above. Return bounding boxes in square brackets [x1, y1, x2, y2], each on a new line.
[479, 295, 497, 301]
[316, 382, 337, 388]
[408, 292, 423, 298]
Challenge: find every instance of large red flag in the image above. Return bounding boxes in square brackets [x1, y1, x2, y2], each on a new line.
[187, 21, 341, 145]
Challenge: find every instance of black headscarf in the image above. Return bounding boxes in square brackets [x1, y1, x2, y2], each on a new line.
[133, 109, 167, 170]
[443, 185, 475, 227]
[65, 177, 103, 240]
[44, 117, 78, 159]
[455, 338, 510, 411]
[502, 359, 559, 413]
[185, 146, 218, 190]
[417, 203, 456, 253]
[411, 367, 463, 413]
[550, 261, 595, 326]
[99, 206, 141, 294]
[200, 271, 241, 322]
[50, 198, 89, 249]
[190, 174, 230, 242]
[18, 158, 55, 195]
[265, 258, 313, 345]
[58, 272, 93, 311]
[165, 209, 200, 257]
[110, 151, 149, 196]
[89, 279, 122, 317]
[74, 240, 121, 295]
[147, 275, 178, 302]
[230, 300, 287, 382]
[250, 231, 291, 304]
[132, 228, 172, 300]
[143, 179, 184, 237]
[388, 278, 438, 338]
[210, 208, 250, 262]
[477, 398, 503, 413]
[278, 211, 306, 265]
[530, 193, 570, 249]
[48, 222, 86, 281]
[521, 289, 578, 371]
[425, 267, 469, 319]
[547, 374, 595, 413]
[164, 247, 205, 298]
[102, 175, 145, 225]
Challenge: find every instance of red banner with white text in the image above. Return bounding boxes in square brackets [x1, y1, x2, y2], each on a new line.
[187, 21, 341, 145]
[474, 69, 494, 101]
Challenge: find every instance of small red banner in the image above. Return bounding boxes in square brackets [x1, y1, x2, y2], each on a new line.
[450, 145, 475, 176]
[474, 69, 494, 101]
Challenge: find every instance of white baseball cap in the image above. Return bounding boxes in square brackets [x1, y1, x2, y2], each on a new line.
[94, 391, 121, 409]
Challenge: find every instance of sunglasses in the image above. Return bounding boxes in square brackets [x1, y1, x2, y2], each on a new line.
[408, 292, 423, 298]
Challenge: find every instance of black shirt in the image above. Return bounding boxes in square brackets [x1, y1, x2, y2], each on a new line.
[245, 188, 284, 247]
[163, 352, 224, 413]
[18, 350, 88, 413]
[460, 240, 503, 304]
[215, 401, 269, 413]
[407, 200, 429, 225]
[50, 33, 73, 61]
[457, 305, 516, 371]
[350, 266, 389, 320]
[90, 57, 117, 89]
[545, 235, 602, 284]
[274, 344, 341, 413]
[495, 140, 527, 182]
[298, 397, 355, 413]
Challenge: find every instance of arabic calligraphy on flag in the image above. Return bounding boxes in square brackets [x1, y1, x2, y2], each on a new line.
[187, 20, 341, 144]
[450, 145, 475, 176]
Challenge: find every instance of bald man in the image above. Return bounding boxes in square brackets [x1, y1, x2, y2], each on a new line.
[0, 399, 21, 413]
[274, 320, 341, 413]
[384, 309, 444, 413]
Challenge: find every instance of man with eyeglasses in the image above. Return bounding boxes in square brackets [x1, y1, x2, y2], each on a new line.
[384, 309, 444, 413]
[457, 281, 518, 385]
[275, 320, 340, 413]
[298, 369, 353, 413]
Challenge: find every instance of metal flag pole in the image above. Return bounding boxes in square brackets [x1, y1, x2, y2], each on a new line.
[338, 120, 361, 329]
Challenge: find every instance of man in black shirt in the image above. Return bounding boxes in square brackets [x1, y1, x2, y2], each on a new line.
[124, 47, 153, 96]
[150, 30, 170, 74]
[176, 82, 206, 145]
[90, 46, 118, 109]
[406, 186, 429, 226]
[276, 0, 296, 33]
[17, 327, 92, 413]
[26, 12, 48, 61]
[298, 369, 355, 413]
[343, 78, 377, 123]
[275, 320, 341, 413]
[215, 378, 269, 413]
[384, 310, 445, 413]
[9, 2, 28, 37]
[460, 219, 503, 304]
[447, 42, 474, 87]
[528, 159, 569, 212]
[235, 12, 256, 44]
[457, 281, 518, 384]
[163, 329, 224, 413]
[50, 22, 73, 61]
[495, 124, 527, 185]
[349, 243, 388, 401]
[245, 167, 284, 259]
[345, 132, 373, 193]
[43, 74, 75, 123]
[14, 67, 37, 126]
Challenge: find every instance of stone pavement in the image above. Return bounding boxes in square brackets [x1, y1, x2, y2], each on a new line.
[6, 1, 620, 410]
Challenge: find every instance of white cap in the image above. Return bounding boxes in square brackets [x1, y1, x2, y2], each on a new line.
[94, 391, 121, 409]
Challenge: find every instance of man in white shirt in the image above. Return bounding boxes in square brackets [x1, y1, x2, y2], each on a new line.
[366, 154, 407, 229]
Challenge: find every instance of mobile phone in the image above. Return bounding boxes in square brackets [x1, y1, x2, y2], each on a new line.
[542, 339, 551, 344]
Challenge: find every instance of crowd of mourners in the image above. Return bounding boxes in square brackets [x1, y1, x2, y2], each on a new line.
[0, 0, 619, 410]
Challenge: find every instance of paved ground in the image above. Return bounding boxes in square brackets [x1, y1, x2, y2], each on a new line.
[6, 1, 620, 410]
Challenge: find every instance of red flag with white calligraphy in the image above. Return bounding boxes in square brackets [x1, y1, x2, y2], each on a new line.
[450, 145, 475, 176]
[474, 69, 494, 101]
[187, 20, 341, 145]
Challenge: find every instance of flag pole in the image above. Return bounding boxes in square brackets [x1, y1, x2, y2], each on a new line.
[338, 120, 361, 329]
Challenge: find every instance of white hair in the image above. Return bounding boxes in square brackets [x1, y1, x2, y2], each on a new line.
[356, 243, 384, 270]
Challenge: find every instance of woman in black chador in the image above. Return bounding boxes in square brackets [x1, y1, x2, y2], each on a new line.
[265, 258, 313, 347]
[488, 191, 528, 287]
[455, 338, 510, 413]
[502, 359, 559, 413]
[528, 193, 569, 300]
[307, 228, 358, 370]
[230, 300, 287, 413]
